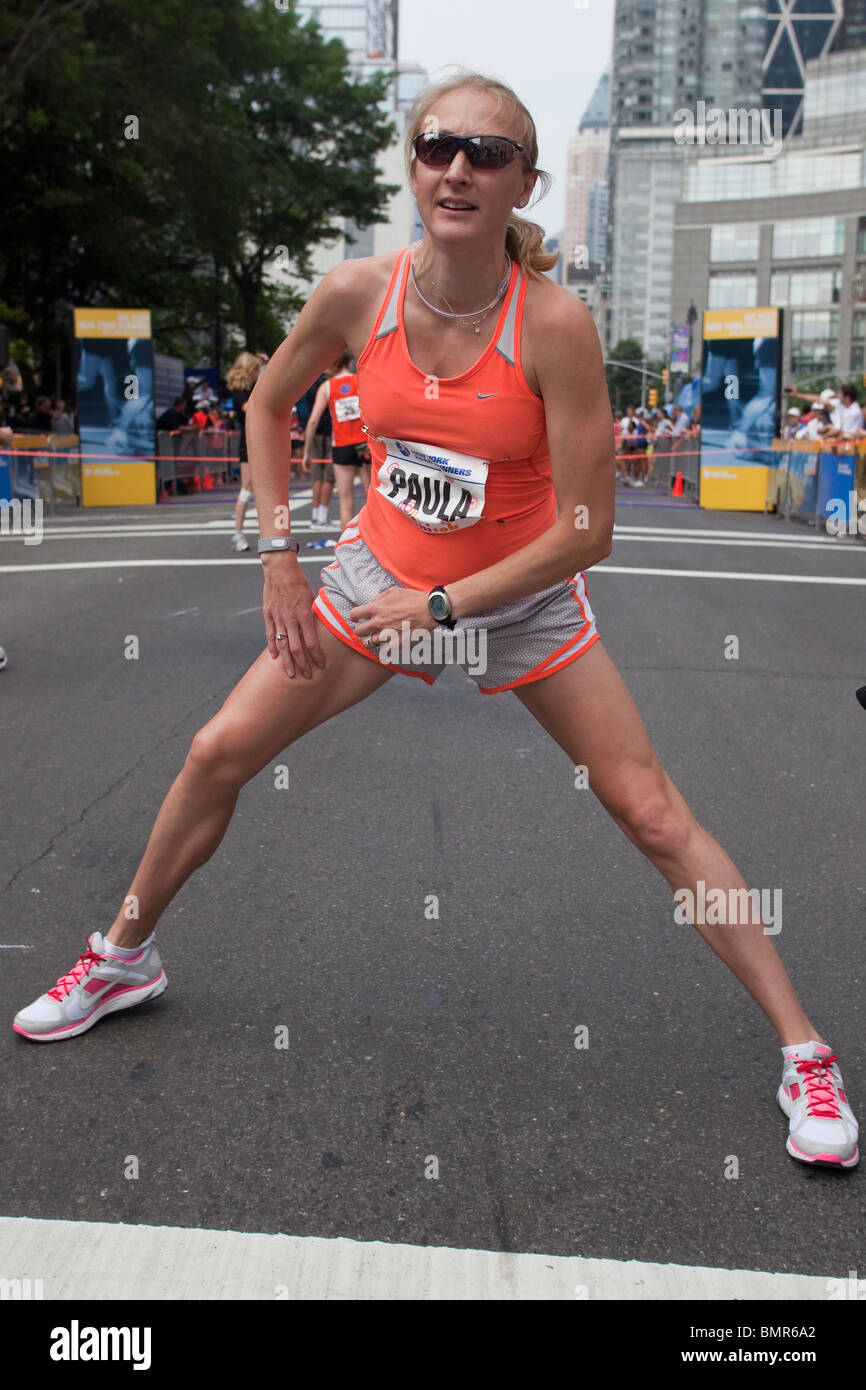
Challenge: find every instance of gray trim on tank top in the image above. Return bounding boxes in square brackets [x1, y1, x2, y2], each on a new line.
[374, 249, 410, 339]
[376, 249, 522, 362]
[493, 267, 522, 366]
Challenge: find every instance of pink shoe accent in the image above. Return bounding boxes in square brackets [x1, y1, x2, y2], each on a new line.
[787, 1138, 845, 1164]
[839, 1089, 848, 1105]
[789, 1053, 841, 1119]
[789, 1082, 801, 1100]
[84, 977, 107, 995]
[47, 940, 106, 1000]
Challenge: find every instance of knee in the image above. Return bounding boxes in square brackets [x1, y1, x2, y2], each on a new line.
[609, 777, 694, 858]
[185, 720, 245, 790]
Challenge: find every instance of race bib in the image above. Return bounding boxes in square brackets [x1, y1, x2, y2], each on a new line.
[376, 436, 489, 534]
[334, 393, 361, 423]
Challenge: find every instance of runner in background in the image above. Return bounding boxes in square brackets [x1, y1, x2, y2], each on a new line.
[302, 351, 371, 532]
[227, 352, 265, 552]
[296, 373, 335, 527]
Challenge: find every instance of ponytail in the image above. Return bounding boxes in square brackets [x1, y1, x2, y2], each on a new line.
[506, 213, 558, 279]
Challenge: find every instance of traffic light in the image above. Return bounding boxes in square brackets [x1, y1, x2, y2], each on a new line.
[662, 368, 669, 387]
[648, 388, 658, 407]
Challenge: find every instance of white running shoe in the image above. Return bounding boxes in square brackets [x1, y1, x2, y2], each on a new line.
[13, 932, 167, 1042]
[778, 1041, 858, 1168]
[231, 533, 249, 552]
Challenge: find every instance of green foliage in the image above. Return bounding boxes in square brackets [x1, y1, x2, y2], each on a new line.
[605, 338, 644, 410]
[0, 0, 400, 391]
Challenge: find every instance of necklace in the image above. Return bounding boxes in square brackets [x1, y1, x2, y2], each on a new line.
[411, 245, 511, 333]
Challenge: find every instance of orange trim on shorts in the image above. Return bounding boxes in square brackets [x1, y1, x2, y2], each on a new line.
[313, 589, 436, 684]
[478, 628, 600, 695]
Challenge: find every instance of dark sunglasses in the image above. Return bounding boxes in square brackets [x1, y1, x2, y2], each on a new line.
[413, 132, 529, 170]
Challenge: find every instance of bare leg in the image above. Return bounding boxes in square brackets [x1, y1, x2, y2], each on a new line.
[333, 464, 357, 532]
[106, 623, 393, 947]
[233, 461, 252, 533]
[515, 641, 820, 1046]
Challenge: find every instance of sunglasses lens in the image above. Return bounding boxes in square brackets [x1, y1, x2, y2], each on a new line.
[415, 135, 459, 166]
[474, 137, 516, 168]
[415, 134, 519, 169]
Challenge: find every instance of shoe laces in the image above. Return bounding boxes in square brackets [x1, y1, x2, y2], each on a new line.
[47, 939, 106, 1001]
[792, 1054, 841, 1120]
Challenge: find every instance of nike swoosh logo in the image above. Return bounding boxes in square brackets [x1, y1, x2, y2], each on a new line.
[66, 980, 117, 1021]
[477, 392, 496, 399]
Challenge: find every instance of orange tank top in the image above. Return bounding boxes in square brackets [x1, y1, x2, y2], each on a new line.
[355, 245, 556, 589]
[328, 372, 365, 447]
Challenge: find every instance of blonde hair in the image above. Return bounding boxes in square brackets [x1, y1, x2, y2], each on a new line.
[404, 69, 558, 280]
[226, 352, 262, 391]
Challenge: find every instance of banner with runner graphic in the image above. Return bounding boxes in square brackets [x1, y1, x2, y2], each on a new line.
[74, 308, 156, 505]
[699, 307, 781, 511]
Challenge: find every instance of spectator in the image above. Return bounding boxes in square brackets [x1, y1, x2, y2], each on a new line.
[191, 402, 214, 430]
[795, 401, 834, 441]
[782, 407, 801, 440]
[8, 395, 31, 429]
[27, 396, 54, 432]
[786, 383, 863, 438]
[156, 397, 190, 432]
[670, 404, 690, 438]
[619, 404, 642, 486]
[50, 398, 75, 433]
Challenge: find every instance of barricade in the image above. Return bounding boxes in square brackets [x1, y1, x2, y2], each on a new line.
[770, 438, 866, 537]
[3, 435, 82, 510]
[156, 429, 240, 494]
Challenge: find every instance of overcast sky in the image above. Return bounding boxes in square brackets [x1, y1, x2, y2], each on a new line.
[399, 0, 615, 239]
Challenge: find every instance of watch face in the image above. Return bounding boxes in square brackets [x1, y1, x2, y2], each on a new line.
[430, 593, 448, 620]
[272, 539, 288, 548]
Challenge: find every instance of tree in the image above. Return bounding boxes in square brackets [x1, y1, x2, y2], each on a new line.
[605, 338, 645, 410]
[0, 0, 400, 393]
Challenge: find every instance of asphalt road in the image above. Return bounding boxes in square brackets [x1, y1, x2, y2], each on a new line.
[1, 486, 864, 1278]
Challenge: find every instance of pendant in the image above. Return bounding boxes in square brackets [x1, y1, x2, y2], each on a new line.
[474, 324, 481, 333]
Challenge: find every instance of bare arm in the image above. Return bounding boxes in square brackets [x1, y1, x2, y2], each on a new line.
[245, 262, 357, 676]
[446, 295, 615, 620]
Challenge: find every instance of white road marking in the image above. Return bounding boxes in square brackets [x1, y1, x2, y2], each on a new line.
[3, 559, 866, 583]
[612, 523, 842, 543]
[0, 557, 332, 572]
[594, 565, 866, 585]
[0, 944, 34, 949]
[0, 1215, 837, 1300]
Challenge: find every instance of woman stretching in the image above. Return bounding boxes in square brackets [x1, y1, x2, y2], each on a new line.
[13, 72, 857, 1170]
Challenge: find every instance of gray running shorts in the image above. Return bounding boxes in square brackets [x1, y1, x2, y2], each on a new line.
[312, 517, 600, 694]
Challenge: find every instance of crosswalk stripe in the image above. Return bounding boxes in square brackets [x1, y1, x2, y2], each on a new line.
[0, 1215, 836, 1300]
[2, 559, 865, 582]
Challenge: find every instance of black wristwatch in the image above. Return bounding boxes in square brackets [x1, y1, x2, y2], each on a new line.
[257, 537, 299, 555]
[428, 585, 456, 629]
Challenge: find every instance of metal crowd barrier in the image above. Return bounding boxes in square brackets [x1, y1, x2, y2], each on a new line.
[3, 434, 82, 511]
[616, 433, 702, 498]
[156, 429, 241, 493]
[770, 438, 864, 534]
